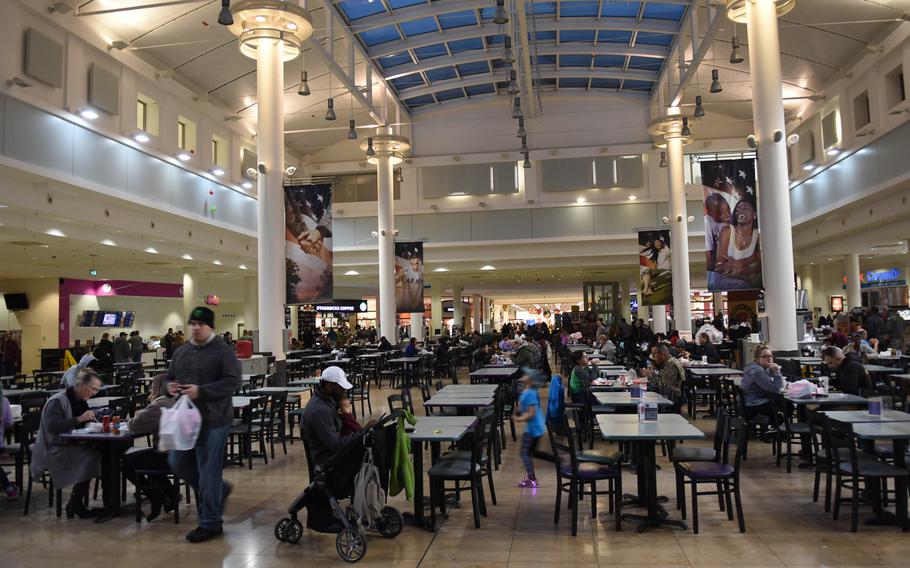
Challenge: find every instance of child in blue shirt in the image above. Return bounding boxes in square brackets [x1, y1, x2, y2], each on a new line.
[514, 372, 547, 488]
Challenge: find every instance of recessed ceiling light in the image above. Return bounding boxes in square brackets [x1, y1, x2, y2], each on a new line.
[628, 195, 637, 201]
[576, 197, 586, 203]
[176, 151, 192, 161]
[343, 270, 360, 276]
[213, 260, 222, 265]
[133, 132, 150, 143]
[45, 228, 65, 237]
[241, 181, 253, 189]
[238, 264, 248, 270]
[0, 204, 7, 208]
[481, 265, 495, 270]
[79, 108, 99, 120]
[181, 254, 193, 260]
[210, 166, 225, 177]
[255, 15, 267, 22]
[100, 239, 117, 246]
[145, 247, 158, 254]
[286, 21, 298, 30]
[803, 163, 815, 171]
[433, 267, 450, 272]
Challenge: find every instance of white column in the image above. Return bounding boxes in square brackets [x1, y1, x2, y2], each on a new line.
[845, 253, 861, 310]
[255, 37, 286, 360]
[620, 279, 632, 322]
[666, 126, 692, 339]
[182, 268, 199, 327]
[430, 281, 442, 337]
[376, 135, 397, 341]
[411, 312, 424, 342]
[744, 0, 798, 350]
[243, 275, 258, 331]
[452, 286, 463, 330]
[651, 306, 668, 334]
[472, 294, 482, 332]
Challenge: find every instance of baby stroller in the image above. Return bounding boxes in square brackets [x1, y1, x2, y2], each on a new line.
[274, 412, 404, 562]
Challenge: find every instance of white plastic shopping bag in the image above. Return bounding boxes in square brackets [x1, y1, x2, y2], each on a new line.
[158, 395, 202, 451]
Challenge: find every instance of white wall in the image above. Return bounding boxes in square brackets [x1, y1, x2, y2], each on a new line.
[0, 278, 59, 371]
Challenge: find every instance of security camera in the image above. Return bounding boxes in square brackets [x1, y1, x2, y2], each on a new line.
[284, 166, 297, 177]
[257, 162, 268, 175]
[245, 167, 258, 179]
[772, 130, 784, 143]
[661, 216, 670, 224]
[787, 133, 800, 146]
[371, 231, 378, 238]
[687, 215, 695, 223]
[393, 229, 399, 237]
[746, 135, 758, 149]
[676, 214, 683, 222]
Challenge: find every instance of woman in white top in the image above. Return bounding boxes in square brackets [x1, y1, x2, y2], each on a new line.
[714, 198, 762, 289]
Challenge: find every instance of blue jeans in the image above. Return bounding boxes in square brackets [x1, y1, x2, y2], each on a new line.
[169, 424, 231, 530]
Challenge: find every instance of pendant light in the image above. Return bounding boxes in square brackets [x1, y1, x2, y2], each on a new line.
[493, 0, 509, 25]
[502, 37, 515, 64]
[217, 0, 233, 26]
[325, 98, 336, 120]
[729, 36, 744, 64]
[366, 137, 375, 157]
[512, 97, 523, 119]
[681, 116, 692, 137]
[298, 71, 310, 96]
[522, 152, 531, 169]
[517, 117, 526, 138]
[347, 119, 357, 139]
[694, 95, 705, 118]
[709, 69, 723, 93]
[519, 136, 529, 154]
[395, 168, 404, 183]
[659, 151, 667, 168]
[507, 69, 519, 95]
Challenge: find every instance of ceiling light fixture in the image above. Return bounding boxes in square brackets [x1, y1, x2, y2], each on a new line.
[493, 0, 509, 25]
[507, 69, 519, 94]
[681, 116, 692, 137]
[181, 254, 193, 260]
[210, 166, 225, 177]
[79, 108, 99, 120]
[325, 97, 336, 120]
[45, 228, 65, 237]
[709, 69, 723, 93]
[297, 71, 310, 96]
[132, 132, 150, 143]
[659, 151, 667, 167]
[366, 137, 375, 157]
[213, 260, 223, 265]
[523, 152, 531, 169]
[577, 197, 586, 204]
[512, 97, 523, 119]
[100, 239, 116, 247]
[803, 163, 815, 171]
[347, 119, 357, 139]
[694, 95, 705, 118]
[395, 168, 404, 183]
[433, 267, 450, 272]
[241, 180, 253, 189]
[344, 270, 360, 276]
[286, 21, 298, 31]
[218, 0, 233, 26]
[516, 117, 526, 138]
[502, 36, 515, 64]
[176, 150, 192, 161]
[145, 247, 158, 254]
[254, 15, 266, 23]
[481, 265, 496, 270]
[519, 136, 529, 153]
[628, 195, 637, 201]
[826, 147, 840, 157]
[239, 264, 248, 270]
[729, 35, 744, 64]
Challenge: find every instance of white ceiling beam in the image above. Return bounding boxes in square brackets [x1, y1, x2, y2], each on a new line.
[514, 0, 536, 117]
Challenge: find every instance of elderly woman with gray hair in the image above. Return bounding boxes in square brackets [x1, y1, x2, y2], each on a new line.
[30, 369, 104, 519]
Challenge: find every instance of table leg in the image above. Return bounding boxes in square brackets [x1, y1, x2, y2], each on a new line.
[620, 441, 688, 532]
[404, 439, 438, 531]
[96, 443, 127, 523]
[864, 439, 908, 529]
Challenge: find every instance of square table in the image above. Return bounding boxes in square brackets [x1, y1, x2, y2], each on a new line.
[596, 414, 704, 531]
[865, 364, 901, 375]
[785, 393, 868, 406]
[87, 396, 129, 409]
[590, 380, 631, 393]
[3, 389, 49, 402]
[686, 367, 743, 378]
[61, 428, 140, 517]
[299, 354, 334, 362]
[822, 409, 910, 423]
[598, 369, 630, 378]
[468, 366, 519, 383]
[848, 420, 910, 529]
[251, 386, 308, 395]
[593, 391, 674, 408]
[406, 416, 477, 530]
[438, 385, 497, 395]
[288, 377, 321, 388]
[423, 394, 494, 412]
[387, 357, 423, 365]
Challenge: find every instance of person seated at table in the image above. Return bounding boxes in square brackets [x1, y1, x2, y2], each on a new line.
[498, 336, 514, 353]
[512, 338, 536, 370]
[30, 369, 105, 519]
[337, 396, 362, 437]
[820, 346, 872, 395]
[123, 373, 177, 521]
[740, 345, 785, 425]
[821, 327, 849, 349]
[404, 337, 419, 357]
[472, 343, 493, 370]
[435, 338, 450, 360]
[594, 335, 616, 361]
[302, 366, 375, 468]
[842, 332, 879, 361]
[640, 344, 687, 406]
[693, 333, 720, 364]
[568, 351, 598, 404]
[377, 336, 393, 352]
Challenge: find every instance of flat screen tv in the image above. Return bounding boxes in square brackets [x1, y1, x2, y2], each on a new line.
[101, 312, 119, 326]
[3, 293, 28, 311]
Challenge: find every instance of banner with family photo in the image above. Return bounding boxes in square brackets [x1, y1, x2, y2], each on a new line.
[395, 241, 424, 313]
[700, 159, 762, 291]
[638, 229, 672, 305]
[285, 183, 333, 304]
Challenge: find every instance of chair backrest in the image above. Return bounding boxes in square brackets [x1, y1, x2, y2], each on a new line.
[826, 417, 860, 475]
[806, 408, 827, 462]
[387, 389, 413, 414]
[547, 411, 579, 476]
[300, 427, 316, 481]
[724, 415, 749, 472]
[711, 411, 729, 462]
[19, 410, 42, 444]
[20, 394, 48, 415]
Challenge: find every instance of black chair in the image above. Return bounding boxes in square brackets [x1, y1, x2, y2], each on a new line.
[428, 415, 488, 529]
[547, 413, 623, 535]
[676, 415, 748, 534]
[440, 410, 498, 507]
[806, 409, 835, 512]
[387, 389, 414, 415]
[228, 396, 268, 469]
[4, 411, 41, 491]
[349, 372, 372, 418]
[671, 411, 728, 511]
[254, 391, 288, 459]
[770, 393, 810, 473]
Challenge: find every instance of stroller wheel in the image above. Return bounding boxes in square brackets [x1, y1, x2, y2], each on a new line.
[285, 519, 304, 544]
[377, 506, 404, 538]
[336, 528, 367, 563]
[274, 518, 291, 542]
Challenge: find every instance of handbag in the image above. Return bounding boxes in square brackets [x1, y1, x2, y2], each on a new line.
[158, 395, 202, 451]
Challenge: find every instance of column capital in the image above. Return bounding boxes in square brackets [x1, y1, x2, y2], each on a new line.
[725, 0, 796, 23]
[227, 0, 313, 61]
[648, 115, 694, 148]
[361, 134, 411, 164]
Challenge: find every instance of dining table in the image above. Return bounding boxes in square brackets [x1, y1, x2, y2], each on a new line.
[61, 428, 140, 519]
[593, 391, 675, 409]
[468, 366, 519, 384]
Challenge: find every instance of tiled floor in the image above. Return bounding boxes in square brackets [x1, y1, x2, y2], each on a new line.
[2, 368, 908, 567]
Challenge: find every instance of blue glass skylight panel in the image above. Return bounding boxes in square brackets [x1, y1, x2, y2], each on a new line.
[360, 26, 401, 46]
[600, 1, 641, 18]
[591, 77, 622, 89]
[447, 37, 484, 53]
[387, 0, 425, 9]
[413, 43, 449, 61]
[338, 0, 386, 21]
[425, 66, 458, 82]
[533, 78, 557, 87]
[627, 56, 663, 71]
[533, 55, 557, 66]
[485, 34, 506, 46]
[389, 73, 425, 91]
[404, 94, 436, 108]
[529, 31, 557, 42]
[377, 52, 413, 69]
[438, 10, 477, 30]
[636, 32, 674, 46]
[400, 17, 438, 37]
[560, 1, 598, 17]
[465, 84, 496, 96]
[478, 7, 495, 21]
[435, 88, 465, 101]
[530, 2, 557, 16]
[623, 79, 654, 91]
[560, 54, 592, 67]
[594, 54, 626, 68]
[491, 58, 510, 69]
[457, 61, 490, 76]
[598, 30, 634, 43]
[559, 78, 589, 88]
[642, 2, 687, 21]
[560, 30, 596, 43]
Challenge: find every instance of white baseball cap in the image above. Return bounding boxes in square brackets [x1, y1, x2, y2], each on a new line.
[321, 366, 353, 390]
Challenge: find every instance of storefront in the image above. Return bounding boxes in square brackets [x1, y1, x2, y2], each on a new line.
[842, 267, 908, 309]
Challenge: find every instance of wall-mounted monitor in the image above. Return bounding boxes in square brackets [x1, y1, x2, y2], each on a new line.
[3, 293, 29, 311]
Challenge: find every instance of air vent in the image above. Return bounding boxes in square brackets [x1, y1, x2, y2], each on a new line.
[8, 240, 47, 247]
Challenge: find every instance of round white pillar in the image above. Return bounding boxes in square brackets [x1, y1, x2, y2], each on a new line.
[243, 275, 258, 332]
[182, 268, 199, 326]
[430, 282, 442, 337]
[376, 150, 396, 340]
[472, 294, 482, 333]
[666, 132, 692, 339]
[651, 306, 668, 334]
[411, 311, 424, 342]
[620, 279, 632, 322]
[740, 0, 799, 350]
[845, 253, 861, 310]
[452, 286, 463, 330]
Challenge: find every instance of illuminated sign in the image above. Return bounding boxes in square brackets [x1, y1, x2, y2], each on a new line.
[830, 296, 844, 313]
[842, 268, 905, 289]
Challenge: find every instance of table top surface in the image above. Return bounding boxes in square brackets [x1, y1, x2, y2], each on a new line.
[288, 378, 321, 387]
[87, 396, 128, 408]
[822, 409, 910, 423]
[62, 428, 140, 442]
[232, 396, 265, 408]
[864, 364, 901, 372]
[887, 373, 910, 380]
[3, 389, 49, 398]
[438, 385, 497, 394]
[387, 357, 423, 363]
[408, 416, 476, 442]
[299, 354, 334, 360]
[356, 352, 384, 358]
[785, 393, 868, 405]
[470, 367, 518, 377]
[779, 357, 823, 363]
[600, 413, 689, 424]
[423, 394, 494, 407]
[596, 414, 705, 441]
[598, 369, 629, 377]
[251, 387, 307, 394]
[321, 359, 352, 365]
[567, 345, 593, 351]
[680, 362, 727, 369]
[593, 391, 674, 407]
[851, 421, 910, 440]
[687, 367, 743, 376]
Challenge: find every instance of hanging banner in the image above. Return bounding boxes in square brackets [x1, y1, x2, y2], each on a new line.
[638, 228, 672, 305]
[701, 158, 762, 291]
[395, 241, 424, 313]
[285, 183, 333, 304]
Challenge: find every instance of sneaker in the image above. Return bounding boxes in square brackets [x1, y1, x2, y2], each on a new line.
[516, 478, 539, 488]
[185, 526, 224, 543]
[5, 485, 19, 501]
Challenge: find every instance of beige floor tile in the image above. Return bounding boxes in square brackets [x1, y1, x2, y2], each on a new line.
[676, 535, 784, 567]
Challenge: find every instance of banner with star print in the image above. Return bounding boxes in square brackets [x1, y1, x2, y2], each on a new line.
[285, 183, 333, 304]
[395, 241, 425, 313]
[700, 158, 762, 291]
